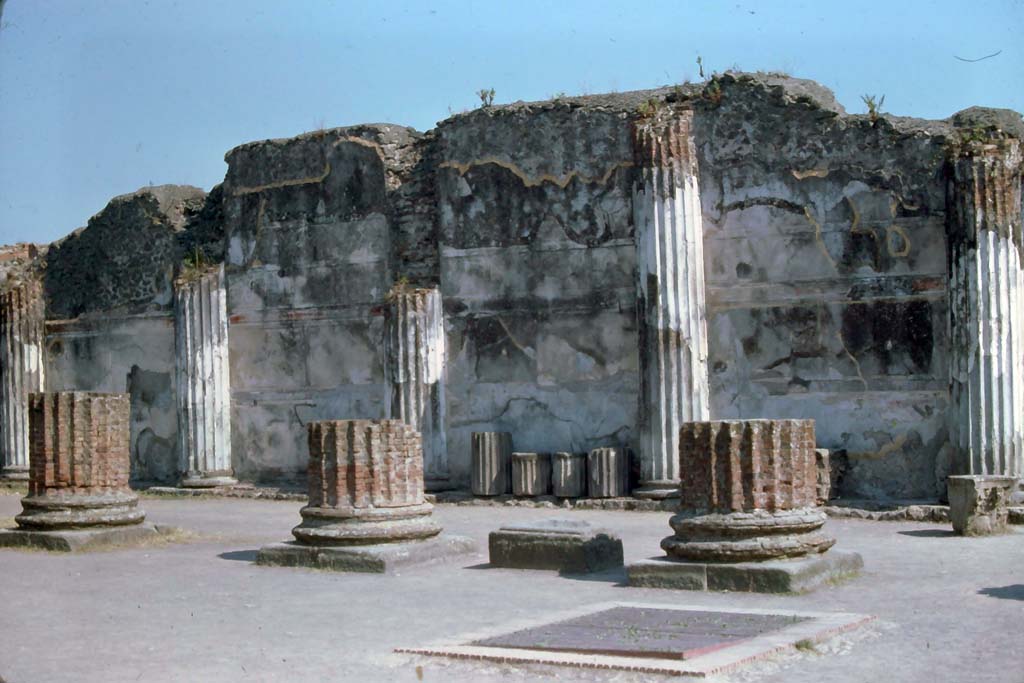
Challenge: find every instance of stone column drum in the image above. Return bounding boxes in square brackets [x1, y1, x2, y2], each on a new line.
[175, 264, 236, 487]
[662, 419, 833, 562]
[587, 447, 629, 498]
[947, 139, 1024, 480]
[631, 108, 711, 499]
[292, 419, 441, 545]
[16, 392, 144, 529]
[552, 452, 586, 498]
[471, 431, 512, 496]
[0, 281, 45, 481]
[385, 286, 450, 491]
[512, 452, 551, 496]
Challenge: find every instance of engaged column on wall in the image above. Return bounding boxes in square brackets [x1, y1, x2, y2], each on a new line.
[0, 280, 45, 481]
[175, 263, 236, 488]
[385, 285, 450, 491]
[947, 137, 1024, 481]
[631, 108, 711, 499]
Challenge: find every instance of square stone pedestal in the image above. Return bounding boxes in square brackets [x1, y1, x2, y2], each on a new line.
[256, 534, 477, 573]
[947, 475, 1017, 536]
[626, 550, 863, 594]
[0, 523, 165, 552]
[488, 519, 624, 573]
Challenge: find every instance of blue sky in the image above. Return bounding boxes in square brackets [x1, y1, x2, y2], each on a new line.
[1, 0, 1021, 245]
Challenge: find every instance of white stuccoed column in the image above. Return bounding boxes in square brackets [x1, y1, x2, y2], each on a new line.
[632, 108, 711, 499]
[176, 264, 236, 487]
[948, 138, 1024, 480]
[0, 281, 44, 481]
[385, 286, 450, 491]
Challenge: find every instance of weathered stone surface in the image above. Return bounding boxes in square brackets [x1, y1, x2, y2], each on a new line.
[664, 419, 833, 562]
[551, 452, 586, 498]
[488, 519, 623, 573]
[815, 449, 831, 505]
[0, 523, 163, 552]
[291, 419, 439, 545]
[947, 474, 1016, 535]
[633, 108, 710, 499]
[0, 280, 45, 480]
[176, 264, 235, 488]
[471, 432, 512, 496]
[16, 392, 145, 530]
[627, 549, 863, 593]
[257, 534, 476, 573]
[947, 139, 1024, 479]
[386, 286, 449, 491]
[511, 452, 551, 496]
[44, 185, 206, 318]
[587, 447, 629, 498]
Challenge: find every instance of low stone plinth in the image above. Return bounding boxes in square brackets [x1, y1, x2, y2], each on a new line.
[947, 475, 1017, 536]
[260, 419, 475, 572]
[257, 535, 476, 574]
[551, 452, 586, 498]
[627, 550, 863, 594]
[587, 448, 629, 498]
[488, 519, 623, 573]
[0, 523, 164, 552]
[512, 452, 551, 496]
[471, 432, 512, 496]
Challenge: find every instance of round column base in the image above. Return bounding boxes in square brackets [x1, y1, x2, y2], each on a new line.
[16, 491, 146, 530]
[292, 502, 441, 546]
[662, 508, 835, 562]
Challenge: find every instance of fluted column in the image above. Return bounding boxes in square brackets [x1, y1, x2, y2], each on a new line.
[175, 264, 235, 487]
[0, 281, 45, 481]
[947, 139, 1024, 479]
[385, 286, 450, 491]
[632, 108, 710, 498]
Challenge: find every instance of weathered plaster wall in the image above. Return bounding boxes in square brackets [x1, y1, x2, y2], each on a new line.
[40, 186, 206, 485]
[45, 314, 177, 484]
[28, 73, 1024, 500]
[435, 105, 639, 485]
[221, 125, 418, 482]
[689, 74, 954, 499]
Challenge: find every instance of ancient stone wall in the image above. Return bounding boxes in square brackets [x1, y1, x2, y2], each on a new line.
[222, 126, 414, 482]
[692, 74, 955, 499]
[22, 73, 1024, 500]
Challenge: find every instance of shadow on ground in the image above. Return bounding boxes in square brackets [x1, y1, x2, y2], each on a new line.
[978, 585, 1024, 601]
[897, 529, 956, 538]
[219, 549, 258, 562]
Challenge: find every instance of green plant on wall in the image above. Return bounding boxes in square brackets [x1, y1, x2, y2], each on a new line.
[861, 94, 885, 123]
[477, 88, 495, 107]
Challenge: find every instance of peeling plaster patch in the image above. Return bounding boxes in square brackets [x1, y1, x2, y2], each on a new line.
[231, 163, 332, 196]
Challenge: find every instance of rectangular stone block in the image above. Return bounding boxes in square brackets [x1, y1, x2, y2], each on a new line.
[947, 475, 1017, 535]
[511, 452, 551, 496]
[626, 550, 863, 594]
[488, 519, 623, 573]
[256, 534, 477, 573]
